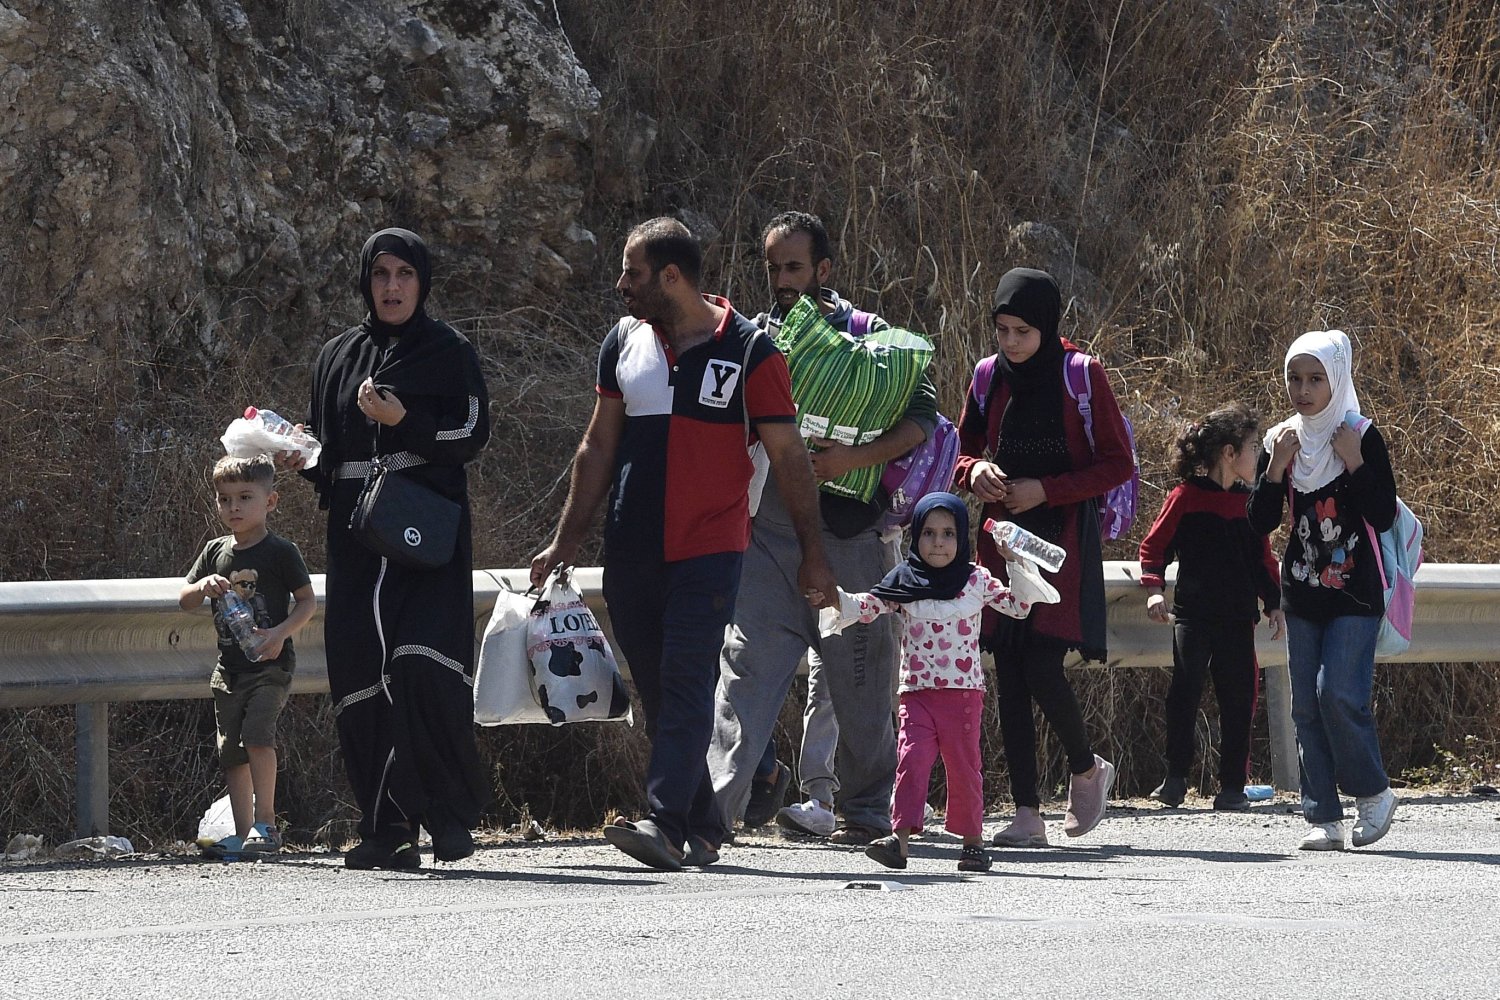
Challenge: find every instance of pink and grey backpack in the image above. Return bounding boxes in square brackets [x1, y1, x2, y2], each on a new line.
[972, 350, 1140, 540]
[1344, 413, 1423, 657]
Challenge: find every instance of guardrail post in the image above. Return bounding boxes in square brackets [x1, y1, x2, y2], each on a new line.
[76, 702, 110, 837]
[1263, 663, 1300, 793]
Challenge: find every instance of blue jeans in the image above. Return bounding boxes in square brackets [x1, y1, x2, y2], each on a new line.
[1286, 613, 1388, 824]
[603, 550, 742, 850]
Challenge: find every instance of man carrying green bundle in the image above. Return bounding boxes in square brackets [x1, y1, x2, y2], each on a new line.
[708, 211, 939, 845]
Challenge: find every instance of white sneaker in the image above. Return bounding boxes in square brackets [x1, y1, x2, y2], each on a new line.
[776, 798, 836, 837]
[1352, 788, 1397, 847]
[1298, 822, 1346, 851]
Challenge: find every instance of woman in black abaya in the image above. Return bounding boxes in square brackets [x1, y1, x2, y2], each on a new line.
[285, 228, 491, 869]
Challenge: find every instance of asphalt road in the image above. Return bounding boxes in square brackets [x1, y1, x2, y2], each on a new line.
[2, 791, 1497, 1000]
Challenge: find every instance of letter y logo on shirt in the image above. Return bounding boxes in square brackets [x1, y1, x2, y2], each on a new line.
[700, 360, 741, 408]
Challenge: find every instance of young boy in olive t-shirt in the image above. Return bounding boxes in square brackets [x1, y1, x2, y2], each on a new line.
[180, 455, 315, 859]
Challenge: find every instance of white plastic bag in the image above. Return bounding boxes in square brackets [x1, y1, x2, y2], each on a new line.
[526, 568, 633, 726]
[474, 587, 551, 725]
[1005, 554, 1061, 607]
[196, 793, 235, 846]
[220, 406, 322, 468]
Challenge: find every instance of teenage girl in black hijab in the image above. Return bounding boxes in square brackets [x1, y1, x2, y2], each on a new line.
[954, 268, 1134, 848]
[288, 228, 492, 869]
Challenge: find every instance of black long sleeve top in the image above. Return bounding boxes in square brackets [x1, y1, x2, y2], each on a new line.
[1247, 425, 1398, 622]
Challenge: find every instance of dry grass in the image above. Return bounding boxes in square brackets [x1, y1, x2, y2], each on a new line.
[4, 0, 1500, 842]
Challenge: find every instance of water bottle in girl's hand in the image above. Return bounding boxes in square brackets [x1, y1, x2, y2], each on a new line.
[221, 406, 322, 467]
[984, 518, 1067, 574]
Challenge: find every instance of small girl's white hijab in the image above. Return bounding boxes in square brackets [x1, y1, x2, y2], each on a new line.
[1263, 329, 1362, 493]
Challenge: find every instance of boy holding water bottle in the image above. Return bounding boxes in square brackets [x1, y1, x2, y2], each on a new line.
[180, 454, 315, 859]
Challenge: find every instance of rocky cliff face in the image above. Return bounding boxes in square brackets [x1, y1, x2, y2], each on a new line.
[0, 0, 598, 342]
[0, 0, 610, 577]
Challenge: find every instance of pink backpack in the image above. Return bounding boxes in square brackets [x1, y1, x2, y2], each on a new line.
[972, 351, 1139, 540]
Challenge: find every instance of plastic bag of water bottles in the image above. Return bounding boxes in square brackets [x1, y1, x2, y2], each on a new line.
[221, 406, 322, 468]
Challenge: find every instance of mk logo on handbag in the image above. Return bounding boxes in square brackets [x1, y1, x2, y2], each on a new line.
[404, 527, 422, 547]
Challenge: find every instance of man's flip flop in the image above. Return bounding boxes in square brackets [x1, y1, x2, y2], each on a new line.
[602, 818, 683, 871]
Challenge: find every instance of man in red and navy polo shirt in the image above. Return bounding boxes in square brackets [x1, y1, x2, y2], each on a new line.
[532, 217, 836, 871]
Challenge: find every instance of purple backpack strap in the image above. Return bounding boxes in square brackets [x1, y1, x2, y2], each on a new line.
[1063, 350, 1096, 451]
[973, 355, 998, 415]
[847, 309, 875, 337]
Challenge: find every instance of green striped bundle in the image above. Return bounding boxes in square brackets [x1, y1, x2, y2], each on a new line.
[774, 295, 934, 502]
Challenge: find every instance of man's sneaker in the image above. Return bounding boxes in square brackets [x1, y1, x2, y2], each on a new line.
[1212, 789, 1250, 812]
[776, 798, 837, 837]
[201, 834, 245, 861]
[242, 822, 283, 854]
[743, 761, 793, 828]
[991, 808, 1049, 848]
[1298, 822, 1345, 851]
[1149, 776, 1187, 808]
[1352, 788, 1397, 847]
[1064, 755, 1116, 838]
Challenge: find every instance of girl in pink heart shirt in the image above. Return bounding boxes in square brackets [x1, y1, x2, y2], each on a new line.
[814, 493, 1054, 872]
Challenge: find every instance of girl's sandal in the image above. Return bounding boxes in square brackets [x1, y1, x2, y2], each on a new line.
[958, 844, 993, 872]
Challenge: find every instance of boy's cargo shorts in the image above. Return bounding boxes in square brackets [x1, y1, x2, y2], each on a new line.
[211, 664, 292, 768]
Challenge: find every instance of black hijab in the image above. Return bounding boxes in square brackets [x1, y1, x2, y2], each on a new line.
[868, 493, 973, 604]
[990, 268, 1071, 539]
[352, 228, 484, 398]
[359, 228, 432, 340]
[308, 229, 487, 501]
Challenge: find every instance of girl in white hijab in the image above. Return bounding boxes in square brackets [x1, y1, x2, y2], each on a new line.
[1262, 329, 1363, 492]
[1248, 329, 1401, 853]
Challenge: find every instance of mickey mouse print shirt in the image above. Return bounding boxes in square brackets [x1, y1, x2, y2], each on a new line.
[842, 566, 1031, 693]
[1248, 423, 1398, 623]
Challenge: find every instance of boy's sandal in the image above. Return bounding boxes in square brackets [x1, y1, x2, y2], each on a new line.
[602, 818, 683, 871]
[201, 835, 245, 860]
[242, 823, 282, 854]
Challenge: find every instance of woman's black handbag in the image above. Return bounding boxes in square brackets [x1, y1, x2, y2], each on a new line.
[350, 457, 460, 570]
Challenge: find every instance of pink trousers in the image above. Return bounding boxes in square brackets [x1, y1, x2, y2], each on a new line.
[891, 687, 985, 839]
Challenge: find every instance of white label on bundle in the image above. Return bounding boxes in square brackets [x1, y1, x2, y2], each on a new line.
[800, 413, 830, 438]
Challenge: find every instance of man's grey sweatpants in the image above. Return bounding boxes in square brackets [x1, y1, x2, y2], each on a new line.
[708, 481, 899, 834]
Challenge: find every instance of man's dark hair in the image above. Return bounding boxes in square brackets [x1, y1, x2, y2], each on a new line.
[627, 217, 703, 287]
[762, 211, 834, 266]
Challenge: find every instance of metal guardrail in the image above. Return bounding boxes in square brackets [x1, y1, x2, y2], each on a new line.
[2, 564, 1495, 836]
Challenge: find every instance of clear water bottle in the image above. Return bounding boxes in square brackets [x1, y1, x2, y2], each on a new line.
[984, 518, 1067, 574]
[245, 406, 295, 436]
[220, 590, 261, 662]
